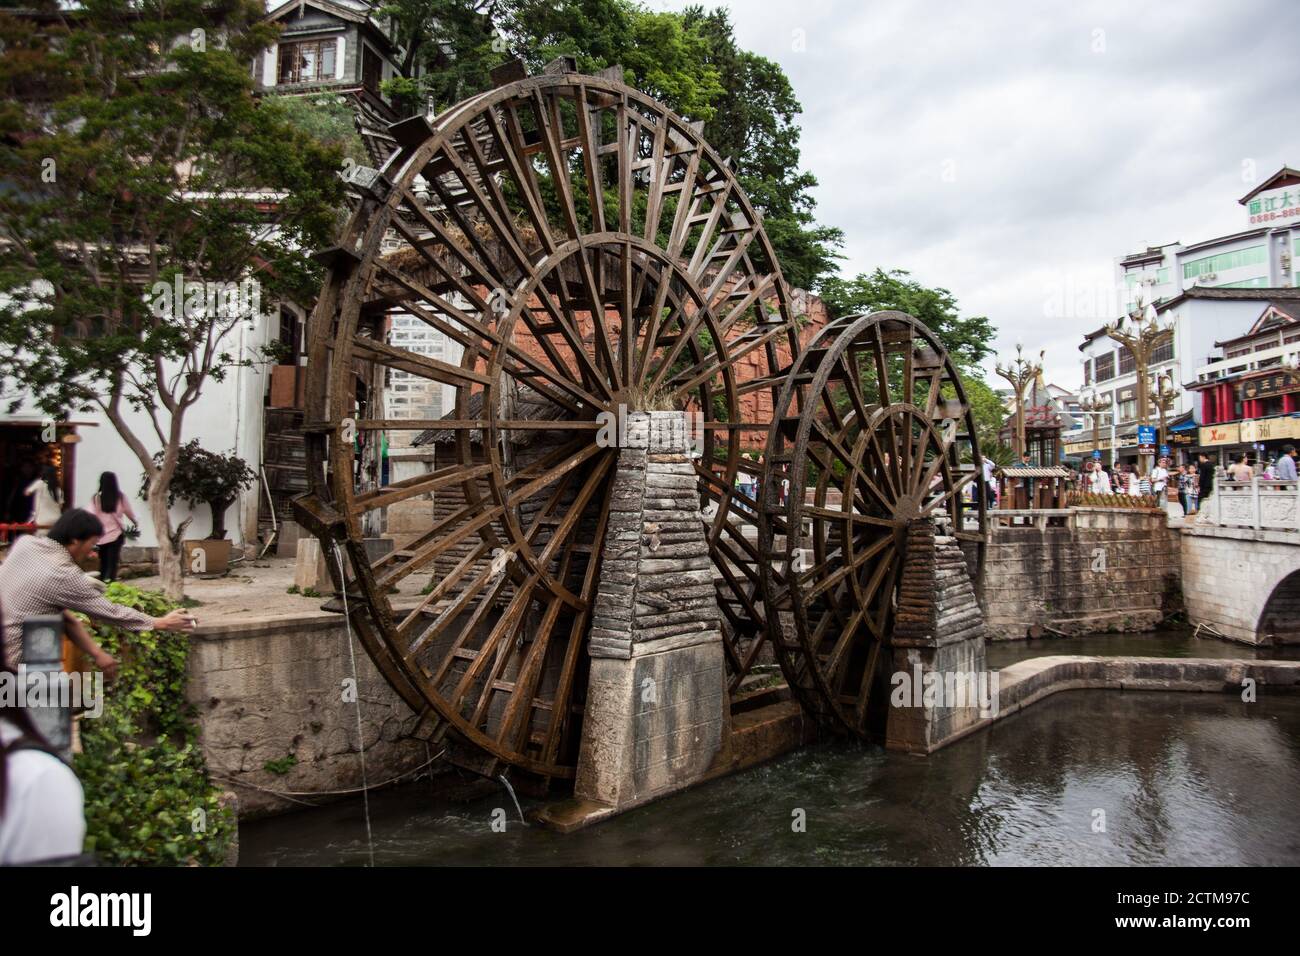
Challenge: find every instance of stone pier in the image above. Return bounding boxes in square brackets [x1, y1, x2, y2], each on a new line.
[571, 411, 730, 812]
[885, 519, 992, 754]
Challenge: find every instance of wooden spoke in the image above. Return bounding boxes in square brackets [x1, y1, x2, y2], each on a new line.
[299, 70, 804, 781]
[758, 311, 988, 740]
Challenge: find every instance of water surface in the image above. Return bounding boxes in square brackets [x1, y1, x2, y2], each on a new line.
[239, 689, 1300, 866]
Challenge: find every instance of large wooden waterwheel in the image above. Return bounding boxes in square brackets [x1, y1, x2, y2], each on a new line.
[295, 66, 803, 782]
[757, 311, 987, 738]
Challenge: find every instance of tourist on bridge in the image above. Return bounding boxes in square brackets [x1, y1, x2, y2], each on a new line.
[1177, 465, 1193, 514]
[1228, 454, 1253, 482]
[1195, 453, 1216, 515]
[0, 509, 196, 673]
[1277, 445, 1298, 483]
[1086, 459, 1112, 494]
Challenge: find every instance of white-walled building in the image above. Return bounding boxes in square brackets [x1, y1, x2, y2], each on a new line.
[0, 303, 287, 551]
[1073, 167, 1300, 463]
[1, 0, 416, 555]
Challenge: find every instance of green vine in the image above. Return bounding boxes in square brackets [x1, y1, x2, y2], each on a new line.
[74, 582, 235, 866]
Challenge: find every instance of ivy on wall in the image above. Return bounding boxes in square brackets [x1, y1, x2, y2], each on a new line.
[74, 583, 235, 866]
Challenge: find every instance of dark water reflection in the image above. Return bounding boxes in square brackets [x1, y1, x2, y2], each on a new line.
[240, 690, 1300, 866]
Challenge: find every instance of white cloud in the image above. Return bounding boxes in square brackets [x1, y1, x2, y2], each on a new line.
[655, 0, 1300, 386]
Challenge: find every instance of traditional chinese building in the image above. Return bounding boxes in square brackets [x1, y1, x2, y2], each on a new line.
[998, 375, 1064, 465]
[1188, 293, 1300, 464]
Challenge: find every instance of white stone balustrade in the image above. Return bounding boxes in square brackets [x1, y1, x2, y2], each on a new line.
[1200, 478, 1300, 532]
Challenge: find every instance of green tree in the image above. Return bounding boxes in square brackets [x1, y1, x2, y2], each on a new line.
[142, 439, 256, 541]
[0, 0, 344, 597]
[963, 375, 1015, 463]
[820, 268, 996, 372]
[820, 268, 1006, 458]
[682, 5, 843, 290]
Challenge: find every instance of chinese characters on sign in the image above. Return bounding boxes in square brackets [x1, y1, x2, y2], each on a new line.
[1239, 370, 1300, 401]
[1247, 186, 1300, 225]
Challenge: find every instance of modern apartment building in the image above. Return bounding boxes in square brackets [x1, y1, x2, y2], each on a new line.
[1074, 167, 1300, 464]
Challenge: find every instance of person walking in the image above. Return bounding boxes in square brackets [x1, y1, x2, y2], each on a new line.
[1195, 452, 1216, 517]
[1087, 459, 1112, 494]
[1228, 454, 1253, 482]
[0, 509, 196, 671]
[1177, 465, 1192, 514]
[1277, 444, 1298, 483]
[24, 465, 63, 534]
[88, 472, 136, 583]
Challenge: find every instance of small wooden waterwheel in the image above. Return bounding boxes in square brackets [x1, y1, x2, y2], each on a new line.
[295, 66, 804, 782]
[757, 312, 987, 738]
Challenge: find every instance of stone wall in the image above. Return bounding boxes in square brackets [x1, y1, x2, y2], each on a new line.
[981, 508, 1181, 640]
[186, 614, 431, 817]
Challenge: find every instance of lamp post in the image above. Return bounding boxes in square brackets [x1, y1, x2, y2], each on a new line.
[1078, 390, 1113, 463]
[1104, 297, 1173, 476]
[1150, 371, 1178, 460]
[996, 345, 1045, 461]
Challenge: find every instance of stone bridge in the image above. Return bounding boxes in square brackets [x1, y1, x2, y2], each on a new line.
[1182, 479, 1300, 645]
[1182, 524, 1300, 646]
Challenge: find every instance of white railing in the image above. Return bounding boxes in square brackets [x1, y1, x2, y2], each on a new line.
[1199, 478, 1300, 531]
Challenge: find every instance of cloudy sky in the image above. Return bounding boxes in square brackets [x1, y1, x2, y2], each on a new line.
[653, 0, 1300, 385]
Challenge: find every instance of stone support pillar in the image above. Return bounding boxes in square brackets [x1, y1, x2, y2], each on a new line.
[574, 411, 730, 809]
[886, 519, 994, 754]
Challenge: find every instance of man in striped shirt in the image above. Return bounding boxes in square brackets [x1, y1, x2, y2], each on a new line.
[0, 510, 195, 672]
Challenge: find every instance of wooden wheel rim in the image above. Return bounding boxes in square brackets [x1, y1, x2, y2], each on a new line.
[758, 311, 987, 737]
[301, 72, 803, 778]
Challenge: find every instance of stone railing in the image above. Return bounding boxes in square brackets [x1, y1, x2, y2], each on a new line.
[1199, 478, 1300, 532]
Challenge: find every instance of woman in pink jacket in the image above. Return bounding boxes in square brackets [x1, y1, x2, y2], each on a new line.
[89, 472, 136, 582]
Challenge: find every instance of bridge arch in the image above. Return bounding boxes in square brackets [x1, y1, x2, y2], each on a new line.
[1257, 570, 1300, 645]
[1181, 525, 1300, 645]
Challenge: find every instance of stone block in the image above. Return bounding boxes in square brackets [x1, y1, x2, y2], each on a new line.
[275, 519, 304, 558]
[294, 537, 331, 591]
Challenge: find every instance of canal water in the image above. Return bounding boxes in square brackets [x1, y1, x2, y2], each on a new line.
[239, 631, 1300, 866]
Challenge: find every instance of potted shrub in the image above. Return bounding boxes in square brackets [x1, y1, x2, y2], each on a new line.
[144, 440, 255, 574]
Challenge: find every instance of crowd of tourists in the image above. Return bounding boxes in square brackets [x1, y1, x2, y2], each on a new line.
[979, 444, 1300, 515]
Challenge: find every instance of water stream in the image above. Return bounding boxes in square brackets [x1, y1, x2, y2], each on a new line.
[239, 631, 1300, 866]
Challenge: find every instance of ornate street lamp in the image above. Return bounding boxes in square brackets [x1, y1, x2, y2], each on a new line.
[1078, 389, 1113, 461]
[1104, 296, 1173, 473]
[995, 345, 1044, 460]
[1150, 371, 1179, 457]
